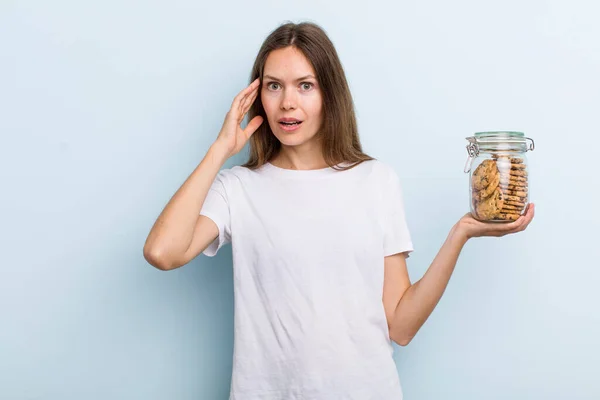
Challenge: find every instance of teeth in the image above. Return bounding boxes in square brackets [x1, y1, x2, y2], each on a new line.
[281, 121, 301, 125]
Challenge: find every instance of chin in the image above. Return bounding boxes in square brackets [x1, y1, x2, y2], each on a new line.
[274, 133, 316, 148]
[270, 125, 311, 145]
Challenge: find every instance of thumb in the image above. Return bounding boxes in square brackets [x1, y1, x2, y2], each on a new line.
[243, 115, 264, 138]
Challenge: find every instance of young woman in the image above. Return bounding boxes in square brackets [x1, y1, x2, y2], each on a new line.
[144, 22, 535, 400]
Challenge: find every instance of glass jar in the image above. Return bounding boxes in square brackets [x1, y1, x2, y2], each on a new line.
[464, 131, 535, 222]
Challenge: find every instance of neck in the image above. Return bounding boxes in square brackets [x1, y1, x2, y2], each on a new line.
[270, 148, 328, 171]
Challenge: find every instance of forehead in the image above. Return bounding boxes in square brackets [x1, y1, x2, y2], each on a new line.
[263, 47, 316, 79]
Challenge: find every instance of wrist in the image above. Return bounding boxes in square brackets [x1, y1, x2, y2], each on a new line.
[208, 140, 231, 164]
[450, 220, 470, 246]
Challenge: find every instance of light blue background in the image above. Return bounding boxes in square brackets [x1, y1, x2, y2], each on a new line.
[2, 1, 599, 399]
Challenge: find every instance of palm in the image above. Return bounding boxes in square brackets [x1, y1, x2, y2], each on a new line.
[460, 203, 535, 238]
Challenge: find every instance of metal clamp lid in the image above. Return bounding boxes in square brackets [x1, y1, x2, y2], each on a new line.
[463, 135, 535, 173]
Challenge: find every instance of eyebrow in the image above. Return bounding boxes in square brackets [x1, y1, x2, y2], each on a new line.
[263, 74, 316, 82]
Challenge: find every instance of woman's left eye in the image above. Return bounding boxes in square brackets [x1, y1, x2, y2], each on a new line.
[300, 82, 313, 90]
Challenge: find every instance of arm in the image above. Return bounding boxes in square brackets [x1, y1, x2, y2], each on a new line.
[143, 143, 229, 270]
[384, 224, 467, 346]
[384, 205, 535, 345]
[143, 78, 263, 270]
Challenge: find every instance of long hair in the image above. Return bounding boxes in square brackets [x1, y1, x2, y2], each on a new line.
[241, 22, 375, 171]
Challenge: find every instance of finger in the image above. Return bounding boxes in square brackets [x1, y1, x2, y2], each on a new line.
[523, 203, 534, 218]
[237, 86, 260, 121]
[231, 78, 260, 110]
[240, 87, 259, 117]
[507, 211, 533, 233]
[502, 217, 525, 230]
[243, 115, 264, 138]
[514, 204, 535, 230]
[512, 220, 528, 233]
[236, 91, 259, 125]
[235, 87, 258, 117]
[494, 219, 525, 235]
[527, 203, 535, 218]
[511, 218, 528, 231]
[519, 209, 535, 231]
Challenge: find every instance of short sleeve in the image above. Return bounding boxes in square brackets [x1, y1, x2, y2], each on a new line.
[199, 171, 232, 257]
[383, 167, 414, 257]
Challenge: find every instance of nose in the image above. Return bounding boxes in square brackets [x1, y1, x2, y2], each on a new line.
[280, 88, 297, 111]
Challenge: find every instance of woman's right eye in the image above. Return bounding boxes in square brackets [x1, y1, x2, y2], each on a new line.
[267, 82, 280, 90]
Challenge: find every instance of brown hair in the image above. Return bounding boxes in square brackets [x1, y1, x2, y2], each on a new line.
[241, 21, 375, 171]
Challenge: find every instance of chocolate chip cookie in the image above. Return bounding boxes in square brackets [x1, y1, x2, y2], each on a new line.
[474, 187, 504, 220]
[496, 212, 521, 221]
[472, 169, 500, 201]
[472, 160, 498, 191]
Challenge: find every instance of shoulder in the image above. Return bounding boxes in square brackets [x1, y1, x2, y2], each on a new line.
[212, 164, 263, 186]
[358, 159, 399, 182]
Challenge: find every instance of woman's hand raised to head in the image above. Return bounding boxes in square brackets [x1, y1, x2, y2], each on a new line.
[457, 203, 536, 240]
[214, 78, 264, 159]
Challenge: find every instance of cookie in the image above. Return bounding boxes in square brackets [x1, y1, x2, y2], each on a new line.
[501, 189, 528, 198]
[493, 154, 524, 162]
[499, 171, 527, 178]
[499, 188, 528, 195]
[506, 186, 528, 194]
[499, 175, 528, 183]
[496, 162, 527, 170]
[501, 204, 524, 211]
[474, 187, 504, 220]
[500, 182, 528, 191]
[504, 200, 526, 207]
[502, 193, 527, 202]
[472, 160, 498, 191]
[499, 169, 528, 177]
[500, 182, 528, 190]
[503, 208, 525, 214]
[499, 184, 528, 191]
[472, 170, 500, 201]
[500, 184, 528, 193]
[499, 182, 528, 189]
[496, 212, 521, 221]
[499, 178, 528, 186]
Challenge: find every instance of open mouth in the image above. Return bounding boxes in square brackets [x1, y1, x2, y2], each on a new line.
[279, 120, 303, 131]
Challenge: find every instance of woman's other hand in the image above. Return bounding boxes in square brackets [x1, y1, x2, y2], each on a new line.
[457, 203, 535, 240]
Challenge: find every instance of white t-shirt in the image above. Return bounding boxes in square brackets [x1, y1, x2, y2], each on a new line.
[199, 159, 414, 400]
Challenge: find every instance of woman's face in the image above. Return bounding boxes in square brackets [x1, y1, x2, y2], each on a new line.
[261, 46, 324, 149]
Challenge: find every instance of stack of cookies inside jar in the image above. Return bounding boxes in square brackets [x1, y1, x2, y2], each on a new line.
[470, 155, 529, 222]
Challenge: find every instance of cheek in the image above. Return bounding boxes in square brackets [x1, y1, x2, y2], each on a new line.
[307, 98, 323, 120]
[261, 94, 275, 118]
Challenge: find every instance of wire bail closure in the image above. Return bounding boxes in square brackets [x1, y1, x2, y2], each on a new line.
[525, 137, 535, 151]
[464, 137, 479, 173]
[463, 135, 535, 173]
